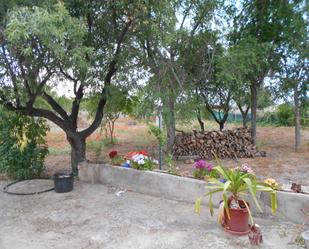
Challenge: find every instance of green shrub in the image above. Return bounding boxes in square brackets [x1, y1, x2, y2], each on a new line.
[277, 103, 294, 126]
[258, 112, 278, 126]
[258, 103, 295, 127]
[0, 110, 49, 179]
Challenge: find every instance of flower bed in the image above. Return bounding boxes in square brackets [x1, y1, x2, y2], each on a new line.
[108, 150, 159, 171]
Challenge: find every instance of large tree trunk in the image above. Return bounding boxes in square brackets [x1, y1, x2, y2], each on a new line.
[67, 134, 86, 175]
[294, 84, 301, 152]
[250, 84, 258, 145]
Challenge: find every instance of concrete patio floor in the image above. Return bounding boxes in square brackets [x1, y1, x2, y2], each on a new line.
[0, 180, 306, 249]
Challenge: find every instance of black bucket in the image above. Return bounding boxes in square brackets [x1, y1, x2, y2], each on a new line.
[54, 172, 74, 193]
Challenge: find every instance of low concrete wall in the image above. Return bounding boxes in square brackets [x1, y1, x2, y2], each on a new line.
[78, 162, 222, 205]
[260, 191, 309, 224]
[78, 162, 309, 224]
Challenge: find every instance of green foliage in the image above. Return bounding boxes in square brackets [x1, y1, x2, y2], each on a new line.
[111, 155, 125, 166]
[193, 168, 220, 180]
[165, 153, 179, 175]
[258, 103, 294, 127]
[257, 88, 274, 109]
[148, 124, 166, 147]
[3, 2, 92, 82]
[277, 103, 294, 126]
[131, 158, 156, 171]
[0, 110, 49, 179]
[84, 86, 135, 144]
[257, 112, 279, 126]
[195, 165, 277, 224]
[85, 86, 134, 118]
[34, 92, 72, 113]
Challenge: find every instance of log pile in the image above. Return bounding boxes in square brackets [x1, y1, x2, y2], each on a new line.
[173, 127, 260, 159]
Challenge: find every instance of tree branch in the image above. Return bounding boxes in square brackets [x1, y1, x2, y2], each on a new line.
[104, 19, 133, 84]
[42, 91, 70, 121]
[70, 83, 84, 128]
[0, 98, 70, 132]
[81, 19, 133, 137]
[79, 88, 107, 138]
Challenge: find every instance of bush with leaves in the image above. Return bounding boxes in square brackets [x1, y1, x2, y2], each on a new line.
[277, 103, 294, 126]
[0, 110, 49, 179]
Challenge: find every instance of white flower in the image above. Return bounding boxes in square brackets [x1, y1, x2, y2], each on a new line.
[138, 159, 145, 165]
[133, 154, 142, 162]
[153, 159, 159, 164]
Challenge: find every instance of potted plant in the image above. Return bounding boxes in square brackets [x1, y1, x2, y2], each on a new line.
[195, 164, 277, 235]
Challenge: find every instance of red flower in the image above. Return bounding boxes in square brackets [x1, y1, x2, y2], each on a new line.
[138, 150, 148, 156]
[125, 151, 137, 160]
[109, 150, 118, 159]
[124, 150, 148, 160]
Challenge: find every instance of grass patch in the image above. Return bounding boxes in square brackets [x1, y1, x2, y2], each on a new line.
[48, 146, 71, 156]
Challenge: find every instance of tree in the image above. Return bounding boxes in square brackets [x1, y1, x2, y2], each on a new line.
[278, 48, 308, 151]
[0, 2, 149, 174]
[231, 0, 305, 144]
[138, 0, 220, 151]
[183, 33, 256, 131]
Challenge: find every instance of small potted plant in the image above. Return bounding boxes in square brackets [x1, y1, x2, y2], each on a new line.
[195, 164, 277, 235]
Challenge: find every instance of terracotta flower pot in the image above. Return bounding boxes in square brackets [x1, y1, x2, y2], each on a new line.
[223, 199, 250, 235]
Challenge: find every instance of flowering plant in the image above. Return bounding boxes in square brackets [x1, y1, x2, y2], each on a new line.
[108, 150, 124, 165]
[109, 150, 118, 159]
[264, 178, 281, 190]
[125, 150, 148, 160]
[234, 164, 254, 174]
[193, 160, 219, 179]
[131, 153, 158, 171]
[195, 164, 277, 225]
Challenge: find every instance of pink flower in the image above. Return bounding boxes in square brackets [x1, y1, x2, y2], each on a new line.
[194, 160, 206, 169]
[206, 163, 213, 172]
[235, 164, 254, 174]
[194, 160, 213, 171]
[242, 164, 254, 174]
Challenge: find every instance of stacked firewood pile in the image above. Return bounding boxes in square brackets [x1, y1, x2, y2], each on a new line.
[173, 127, 261, 159]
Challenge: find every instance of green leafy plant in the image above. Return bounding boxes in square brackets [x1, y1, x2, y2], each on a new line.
[277, 103, 294, 126]
[195, 164, 277, 224]
[0, 110, 49, 179]
[165, 153, 179, 175]
[148, 124, 166, 147]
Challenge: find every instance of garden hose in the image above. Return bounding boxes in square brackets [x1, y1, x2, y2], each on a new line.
[2, 177, 54, 195]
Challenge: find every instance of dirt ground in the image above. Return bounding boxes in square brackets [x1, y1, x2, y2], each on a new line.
[0, 180, 306, 249]
[45, 117, 309, 185]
